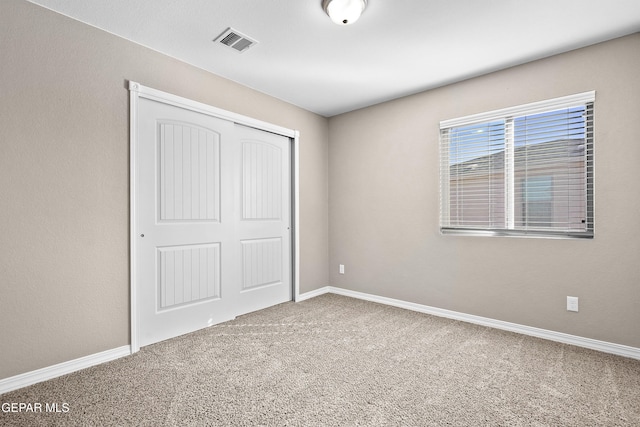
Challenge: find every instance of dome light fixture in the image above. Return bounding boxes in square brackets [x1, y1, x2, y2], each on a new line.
[322, 0, 368, 25]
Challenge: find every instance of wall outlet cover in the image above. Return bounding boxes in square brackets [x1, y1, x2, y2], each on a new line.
[567, 296, 579, 312]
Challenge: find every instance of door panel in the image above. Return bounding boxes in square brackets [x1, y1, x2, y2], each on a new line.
[242, 140, 282, 220]
[158, 122, 220, 222]
[137, 98, 237, 347]
[236, 125, 292, 316]
[158, 243, 221, 309]
[241, 237, 283, 291]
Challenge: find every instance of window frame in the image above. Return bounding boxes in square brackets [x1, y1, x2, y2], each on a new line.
[439, 91, 595, 239]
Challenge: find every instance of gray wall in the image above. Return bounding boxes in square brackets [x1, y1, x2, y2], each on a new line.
[0, 1, 328, 379]
[329, 33, 640, 349]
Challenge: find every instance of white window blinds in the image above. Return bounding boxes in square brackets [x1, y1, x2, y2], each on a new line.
[439, 92, 594, 238]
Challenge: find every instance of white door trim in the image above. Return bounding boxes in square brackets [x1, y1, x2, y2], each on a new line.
[129, 82, 297, 138]
[129, 81, 300, 353]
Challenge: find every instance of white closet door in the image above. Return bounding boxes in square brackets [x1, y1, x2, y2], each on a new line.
[134, 97, 292, 348]
[136, 98, 238, 347]
[236, 124, 292, 315]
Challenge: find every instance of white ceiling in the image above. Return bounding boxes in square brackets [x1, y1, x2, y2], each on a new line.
[27, 0, 640, 117]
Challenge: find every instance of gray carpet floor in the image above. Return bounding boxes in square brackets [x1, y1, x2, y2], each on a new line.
[1, 293, 639, 426]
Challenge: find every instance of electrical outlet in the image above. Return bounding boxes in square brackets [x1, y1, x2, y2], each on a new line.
[339, 264, 345, 274]
[567, 296, 579, 312]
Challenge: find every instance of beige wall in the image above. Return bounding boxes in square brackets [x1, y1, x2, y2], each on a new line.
[329, 33, 640, 348]
[0, 1, 328, 379]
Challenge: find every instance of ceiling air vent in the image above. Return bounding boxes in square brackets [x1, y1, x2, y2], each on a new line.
[214, 28, 258, 53]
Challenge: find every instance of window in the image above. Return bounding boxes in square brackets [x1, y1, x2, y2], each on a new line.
[439, 92, 594, 238]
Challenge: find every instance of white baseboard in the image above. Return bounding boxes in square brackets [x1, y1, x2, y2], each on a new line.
[301, 286, 640, 360]
[0, 346, 131, 395]
[296, 286, 331, 302]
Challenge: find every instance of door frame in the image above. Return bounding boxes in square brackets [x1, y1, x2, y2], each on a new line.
[129, 81, 300, 353]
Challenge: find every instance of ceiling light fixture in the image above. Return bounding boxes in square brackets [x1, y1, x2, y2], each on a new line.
[322, 0, 368, 25]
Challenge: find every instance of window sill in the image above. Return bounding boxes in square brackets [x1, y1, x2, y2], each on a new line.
[440, 228, 594, 239]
